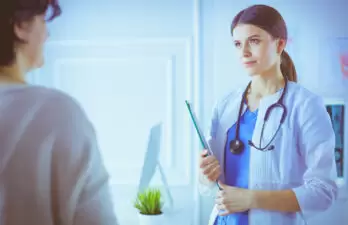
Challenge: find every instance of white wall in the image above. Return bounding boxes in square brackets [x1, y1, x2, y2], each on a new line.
[28, 0, 348, 224]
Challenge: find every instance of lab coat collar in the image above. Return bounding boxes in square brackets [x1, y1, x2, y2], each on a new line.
[220, 83, 285, 134]
[219, 88, 246, 134]
[260, 87, 284, 106]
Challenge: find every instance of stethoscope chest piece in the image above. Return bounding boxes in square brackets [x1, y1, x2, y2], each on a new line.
[228, 78, 288, 155]
[229, 139, 244, 154]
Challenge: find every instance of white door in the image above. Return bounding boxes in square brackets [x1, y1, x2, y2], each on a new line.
[30, 0, 206, 224]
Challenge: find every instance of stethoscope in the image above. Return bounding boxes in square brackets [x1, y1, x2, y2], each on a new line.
[229, 78, 288, 154]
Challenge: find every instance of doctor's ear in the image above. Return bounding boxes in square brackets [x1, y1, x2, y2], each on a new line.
[276, 39, 286, 55]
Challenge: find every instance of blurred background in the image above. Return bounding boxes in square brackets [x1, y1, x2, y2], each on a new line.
[27, 0, 348, 224]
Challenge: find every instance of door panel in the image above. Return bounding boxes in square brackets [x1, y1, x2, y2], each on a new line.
[32, 0, 203, 224]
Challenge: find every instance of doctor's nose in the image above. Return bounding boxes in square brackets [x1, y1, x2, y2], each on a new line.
[242, 46, 252, 58]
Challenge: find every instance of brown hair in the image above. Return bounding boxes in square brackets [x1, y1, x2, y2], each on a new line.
[0, 0, 61, 66]
[230, 4, 297, 82]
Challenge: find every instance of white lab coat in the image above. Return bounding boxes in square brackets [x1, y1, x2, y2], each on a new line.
[199, 81, 338, 225]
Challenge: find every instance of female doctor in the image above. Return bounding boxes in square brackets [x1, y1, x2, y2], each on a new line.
[199, 4, 338, 225]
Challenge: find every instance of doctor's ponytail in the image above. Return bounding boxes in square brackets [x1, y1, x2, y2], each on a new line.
[281, 50, 297, 82]
[231, 4, 298, 83]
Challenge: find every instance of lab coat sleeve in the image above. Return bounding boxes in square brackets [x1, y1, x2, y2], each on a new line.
[198, 101, 220, 196]
[292, 95, 338, 221]
[47, 92, 119, 225]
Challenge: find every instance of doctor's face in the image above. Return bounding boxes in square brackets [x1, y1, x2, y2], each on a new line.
[232, 24, 281, 76]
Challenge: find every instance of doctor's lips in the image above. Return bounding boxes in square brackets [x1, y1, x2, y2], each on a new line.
[243, 60, 257, 67]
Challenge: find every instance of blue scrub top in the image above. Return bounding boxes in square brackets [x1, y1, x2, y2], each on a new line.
[214, 107, 258, 225]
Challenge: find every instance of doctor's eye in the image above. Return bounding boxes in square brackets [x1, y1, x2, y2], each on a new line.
[249, 38, 260, 45]
[234, 41, 242, 49]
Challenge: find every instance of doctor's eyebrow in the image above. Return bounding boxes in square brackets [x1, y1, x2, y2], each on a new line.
[248, 34, 261, 39]
[233, 34, 261, 42]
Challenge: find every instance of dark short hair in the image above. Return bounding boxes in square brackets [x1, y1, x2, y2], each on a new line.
[231, 4, 297, 82]
[0, 0, 61, 66]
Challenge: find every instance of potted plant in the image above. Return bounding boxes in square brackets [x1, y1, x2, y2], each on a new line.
[134, 187, 164, 225]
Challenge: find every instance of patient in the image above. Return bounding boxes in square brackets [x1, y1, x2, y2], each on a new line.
[0, 0, 119, 224]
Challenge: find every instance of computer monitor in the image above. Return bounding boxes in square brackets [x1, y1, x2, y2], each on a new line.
[137, 122, 174, 209]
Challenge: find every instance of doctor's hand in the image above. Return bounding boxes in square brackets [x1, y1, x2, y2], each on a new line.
[215, 181, 254, 216]
[199, 150, 221, 182]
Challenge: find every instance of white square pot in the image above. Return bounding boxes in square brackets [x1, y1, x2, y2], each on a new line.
[138, 213, 165, 225]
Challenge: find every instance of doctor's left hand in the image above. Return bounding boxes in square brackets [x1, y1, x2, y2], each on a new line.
[215, 181, 254, 216]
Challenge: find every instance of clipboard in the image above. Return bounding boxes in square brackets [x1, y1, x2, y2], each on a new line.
[185, 100, 213, 156]
[185, 100, 222, 190]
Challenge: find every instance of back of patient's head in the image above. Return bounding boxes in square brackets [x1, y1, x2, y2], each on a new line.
[0, 0, 61, 67]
